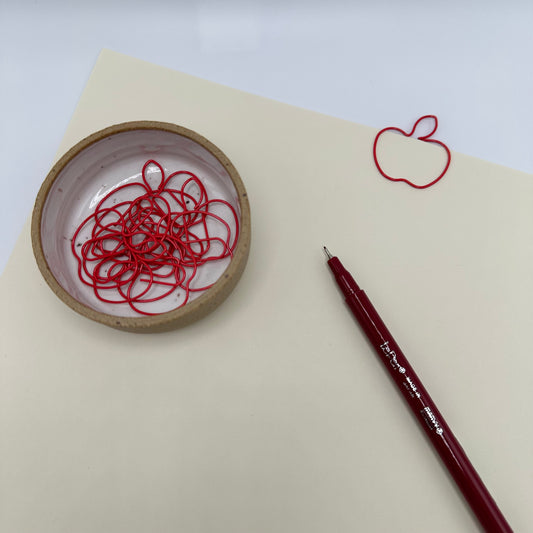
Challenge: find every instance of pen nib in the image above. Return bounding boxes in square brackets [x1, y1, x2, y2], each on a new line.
[323, 246, 333, 260]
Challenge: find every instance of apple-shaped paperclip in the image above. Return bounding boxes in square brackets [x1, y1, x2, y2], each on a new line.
[372, 115, 451, 189]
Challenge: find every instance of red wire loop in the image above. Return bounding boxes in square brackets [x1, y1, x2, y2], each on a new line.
[71, 160, 239, 315]
[372, 115, 451, 189]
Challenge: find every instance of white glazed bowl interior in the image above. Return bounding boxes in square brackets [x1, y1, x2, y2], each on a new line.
[40, 128, 241, 318]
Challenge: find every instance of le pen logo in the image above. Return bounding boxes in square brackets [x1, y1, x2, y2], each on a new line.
[380, 341, 405, 374]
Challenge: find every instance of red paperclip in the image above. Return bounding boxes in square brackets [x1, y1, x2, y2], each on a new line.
[373, 115, 451, 189]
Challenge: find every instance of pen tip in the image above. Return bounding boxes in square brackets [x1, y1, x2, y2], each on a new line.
[323, 246, 333, 260]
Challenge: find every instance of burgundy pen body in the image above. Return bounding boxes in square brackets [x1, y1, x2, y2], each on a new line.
[325, 249, 512, 533]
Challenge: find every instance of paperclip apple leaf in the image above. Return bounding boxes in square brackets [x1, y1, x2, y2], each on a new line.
[372, 115, 451, 189]
[142, 159, 165, 191]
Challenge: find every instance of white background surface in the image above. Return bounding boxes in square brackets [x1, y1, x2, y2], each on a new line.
[1, 0, 532, 274]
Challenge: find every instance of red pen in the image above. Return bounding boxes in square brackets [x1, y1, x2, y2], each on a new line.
[324, 247, 512, 533]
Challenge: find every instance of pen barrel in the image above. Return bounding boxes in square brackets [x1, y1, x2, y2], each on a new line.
[345, 290, 513, 533]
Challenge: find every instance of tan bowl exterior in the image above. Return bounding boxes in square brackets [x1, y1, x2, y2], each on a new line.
[31, 121, 251, 333]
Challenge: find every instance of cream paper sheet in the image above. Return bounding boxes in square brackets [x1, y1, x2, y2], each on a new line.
[1, 49, 532, 532]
